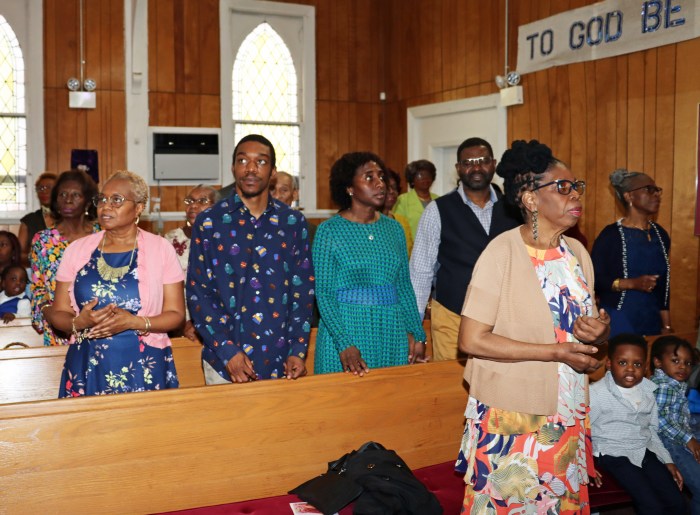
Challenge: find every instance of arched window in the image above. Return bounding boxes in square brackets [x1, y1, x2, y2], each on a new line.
[232, 22, 299, 178]
[0, 14, 26, 212]
[222, 1, 315, 212]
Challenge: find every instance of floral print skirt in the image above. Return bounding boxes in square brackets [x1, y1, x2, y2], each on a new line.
[459, 405, 591, 514]
[59, 335, 178, 397]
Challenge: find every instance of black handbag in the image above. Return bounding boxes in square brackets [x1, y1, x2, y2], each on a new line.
[289, 442, 443, 515]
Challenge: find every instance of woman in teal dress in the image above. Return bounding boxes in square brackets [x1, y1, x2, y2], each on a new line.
[313, 152, 427, 375]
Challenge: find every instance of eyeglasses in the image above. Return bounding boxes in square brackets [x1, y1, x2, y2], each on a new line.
[35, 185, 52, 192]
[184, 197, 212, 206]
[458, 157, 495, 169]
[58, 191, 85, 201]
[630, 185, 663, 195]
[533, 179, 586, 195]
[93, 194, 136, 208]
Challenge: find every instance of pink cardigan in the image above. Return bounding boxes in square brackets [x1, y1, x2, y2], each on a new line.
[56, 230, 185, 349]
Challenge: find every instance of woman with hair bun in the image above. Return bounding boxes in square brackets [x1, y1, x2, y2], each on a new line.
[591, 169, 670, 337]
[456, 140, 609, 513]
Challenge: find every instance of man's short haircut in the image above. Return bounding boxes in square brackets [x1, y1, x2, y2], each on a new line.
[232, 134, 276, 169]
[650, 335, 694, 370]
[607, 333, 648, 359]
[456, 137, 494, 161]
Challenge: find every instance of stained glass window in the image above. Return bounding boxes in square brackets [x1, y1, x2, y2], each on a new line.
[232, 23, 300, 178]
[0, 15, 26, 212]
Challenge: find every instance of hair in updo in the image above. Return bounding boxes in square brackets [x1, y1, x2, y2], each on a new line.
[609, 168, 645, 204]
[496, 140, 563, 210]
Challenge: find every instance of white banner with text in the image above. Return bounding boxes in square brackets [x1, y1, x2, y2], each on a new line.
[517, 0, 700, 74]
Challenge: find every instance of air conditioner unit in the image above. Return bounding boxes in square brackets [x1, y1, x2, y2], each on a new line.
[148, 127, 221, 183]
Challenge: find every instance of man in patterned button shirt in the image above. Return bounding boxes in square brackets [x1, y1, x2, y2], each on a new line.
[187, 134, 315, 383]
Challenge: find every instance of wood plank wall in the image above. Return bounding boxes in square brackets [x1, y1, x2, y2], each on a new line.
[384, 0, 700, 334]
[43, 0, 126, 182]
[42, 0, 699, 331]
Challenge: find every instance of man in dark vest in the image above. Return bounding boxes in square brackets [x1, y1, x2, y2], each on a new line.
[409, 137, 520, 361]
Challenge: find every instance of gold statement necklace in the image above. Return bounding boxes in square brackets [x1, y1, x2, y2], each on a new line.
[96, 232, 138, 282]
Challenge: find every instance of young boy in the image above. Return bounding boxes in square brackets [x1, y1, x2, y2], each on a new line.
[590, 333, 686, 515]
[0, 264, 30, 323]
[651, 335, 700, 515]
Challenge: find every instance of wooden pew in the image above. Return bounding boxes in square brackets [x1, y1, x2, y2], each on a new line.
[0, 317, 43, 348]
[0, 337, 205, 404]
[0, 359, 467, 514]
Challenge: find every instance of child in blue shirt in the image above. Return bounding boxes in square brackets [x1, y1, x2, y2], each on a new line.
[651, 335, 700, 515]
[0, 264, 30, 323]
[590, 333, 686, 515]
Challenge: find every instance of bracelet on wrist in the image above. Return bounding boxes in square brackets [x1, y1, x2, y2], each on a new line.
[612, 278, 621, 292]
[71, 316, 87, 344]
[136, 316, 151, 336]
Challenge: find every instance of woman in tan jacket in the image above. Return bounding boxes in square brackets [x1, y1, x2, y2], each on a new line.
[456, 140, 610, 514]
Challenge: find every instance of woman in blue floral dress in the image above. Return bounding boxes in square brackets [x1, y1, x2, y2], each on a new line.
[45, 171, 185, 397]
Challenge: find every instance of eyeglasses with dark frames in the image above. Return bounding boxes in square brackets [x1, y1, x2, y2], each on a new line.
[93, 194, 137, 208]
[35, 185, 52, 192]
[532, 179, 586, 195]
[629, 185, 662, 195]
[183, 197, 213, 206]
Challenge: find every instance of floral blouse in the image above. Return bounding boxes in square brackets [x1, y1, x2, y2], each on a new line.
[30, 224, 100, 346]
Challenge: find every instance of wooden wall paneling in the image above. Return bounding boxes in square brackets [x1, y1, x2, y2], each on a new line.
[200, 95, 221, 127]
[671, 38, 700, 331]
[183, 0, 201, 95]
[334, 1, 350, 101]
[614, 54, 629, 218]
[54, 0, 80, 89]
[173, 0, 186, 93]
[626, 52, 645, 172]
[593, 58, 618, 235]
[440, 0, 456, 93]
[108, 91, 127, 174]
[150, 92, 177, 127]
[463, 0, 481, 90]
[643, 49, 658, 180]
[314, 1, 332, 101]
[43, 90, 59, 173]
[567, 63, 590, 240]
[582, 60, 599, 239]
[108, 0, 126, 91]
[152, 0, 176, 93]
[535, 69, 553, 145]
[654, 45, 676, 233]
[199, 0, 220, 96]
[175, 93, 200, 126]
[43, 0, 58, 88]
[550, 67, 571, 166]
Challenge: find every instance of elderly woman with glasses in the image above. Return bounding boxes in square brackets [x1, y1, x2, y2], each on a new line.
[456, 140, 609, 514]
[591, 168, 670, 337]
[45, 171, 185, 397]
[164, 185, 219, 340]
[30, 170, 99, 346]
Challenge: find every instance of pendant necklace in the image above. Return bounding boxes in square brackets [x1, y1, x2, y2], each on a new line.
[96, 231, 138, 282]
[625, 218, 651, 241]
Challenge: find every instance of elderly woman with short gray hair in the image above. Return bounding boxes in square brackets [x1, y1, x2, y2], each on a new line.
[591, 168, 671, 337]
[46, 170, 185, 397]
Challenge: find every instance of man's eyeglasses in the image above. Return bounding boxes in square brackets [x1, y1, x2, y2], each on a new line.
[35, 185, 52, 193]
[630, 185, 663, 195]
[458, 157, 495, 169]
[93, 194, 136, 208]
[184, 197, 212, 206]
[533, 179, 586, 195]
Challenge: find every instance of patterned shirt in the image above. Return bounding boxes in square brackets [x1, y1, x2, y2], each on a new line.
[410, 184, 497, 317]
[651, 367, 693, 445]
[186, 193, 314, 380]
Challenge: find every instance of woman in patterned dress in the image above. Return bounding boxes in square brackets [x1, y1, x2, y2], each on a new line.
[164, 185, 219, 340]
[45, 171, 185, 397]
[313, 152, 426, 376]
[30, 170, 99, 345]
[456, 140, 610, 514]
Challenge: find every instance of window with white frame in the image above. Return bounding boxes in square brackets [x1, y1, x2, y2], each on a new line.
[221, 0, 316, 212]
[0, 14, 26, 212]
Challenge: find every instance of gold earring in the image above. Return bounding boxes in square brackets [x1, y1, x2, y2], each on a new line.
[135, 216, 140, 225]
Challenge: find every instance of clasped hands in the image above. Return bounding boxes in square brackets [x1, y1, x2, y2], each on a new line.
[559, 309, 611, 374]
[74, 298, 138, 339]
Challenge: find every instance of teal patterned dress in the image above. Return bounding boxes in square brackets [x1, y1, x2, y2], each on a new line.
[312, 214, 426, 374]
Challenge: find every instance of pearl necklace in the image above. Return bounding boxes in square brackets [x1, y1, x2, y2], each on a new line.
[615, 219, 669, 310]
